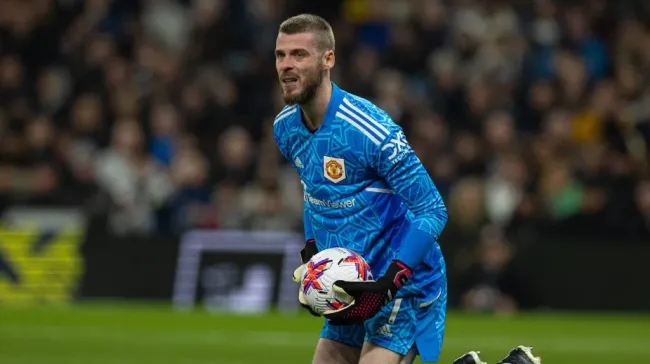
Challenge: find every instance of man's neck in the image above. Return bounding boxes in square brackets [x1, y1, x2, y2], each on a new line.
[300, 81, 332, 131]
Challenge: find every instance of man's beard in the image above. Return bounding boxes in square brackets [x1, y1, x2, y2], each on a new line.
[282, 66, 325, 105]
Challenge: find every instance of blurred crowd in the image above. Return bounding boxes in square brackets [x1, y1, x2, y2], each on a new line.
[1, 0, 650, 308]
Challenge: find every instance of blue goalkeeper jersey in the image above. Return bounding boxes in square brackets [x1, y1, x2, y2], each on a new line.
[273, 82, 448, 301]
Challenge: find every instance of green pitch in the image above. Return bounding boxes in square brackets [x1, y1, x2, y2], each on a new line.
[1, 303, 648, 363]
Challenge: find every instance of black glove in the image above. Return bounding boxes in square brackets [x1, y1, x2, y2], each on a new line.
[323, 260, 412, 325]
[292, 239, 321, 317]
[300, 238, 318, 264]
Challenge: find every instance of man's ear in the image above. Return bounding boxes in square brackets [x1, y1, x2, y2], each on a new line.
[323, 49, 335, 70]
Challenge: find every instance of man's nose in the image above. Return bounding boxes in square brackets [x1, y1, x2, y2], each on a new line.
[278, 58, 294, 71]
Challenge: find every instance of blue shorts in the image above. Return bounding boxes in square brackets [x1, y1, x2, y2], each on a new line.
[320, 283, 447, 363]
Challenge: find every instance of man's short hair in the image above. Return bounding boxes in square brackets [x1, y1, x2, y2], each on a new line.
[279, 14, 335, 52]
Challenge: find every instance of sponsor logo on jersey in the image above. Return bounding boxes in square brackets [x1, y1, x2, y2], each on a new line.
[294, 157, 304, 168]
[323, 156, 346, 183]
[382, 131, 410, 164]
[304, 191, 356, 208]
[376, 324, 392, 337]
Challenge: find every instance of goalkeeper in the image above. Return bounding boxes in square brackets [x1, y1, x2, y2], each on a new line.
[275, 13, 540, 364]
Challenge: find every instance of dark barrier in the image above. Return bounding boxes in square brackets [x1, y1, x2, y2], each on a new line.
[76, 227, 650, 312]
[78, 228, 304, 313]
[441, 237, 650, 312]
[78, 231, 179, 300]
[515, 243, 650, 311]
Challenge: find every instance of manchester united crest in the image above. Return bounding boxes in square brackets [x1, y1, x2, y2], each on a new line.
[323, 156, 346, 183]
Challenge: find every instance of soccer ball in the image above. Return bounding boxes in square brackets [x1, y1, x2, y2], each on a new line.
[300, 247, 373, 315]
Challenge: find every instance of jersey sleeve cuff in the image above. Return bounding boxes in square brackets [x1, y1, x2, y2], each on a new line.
[395, 228, 436, 269]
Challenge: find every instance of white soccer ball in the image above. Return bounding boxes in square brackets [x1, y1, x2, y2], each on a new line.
[300, 247, 373, 315]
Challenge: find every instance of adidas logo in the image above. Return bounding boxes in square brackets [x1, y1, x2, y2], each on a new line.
[376, 324, 392, 337]
[294, 157, 304, 168]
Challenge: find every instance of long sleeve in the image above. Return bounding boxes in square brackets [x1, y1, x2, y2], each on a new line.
[300, 179, 315, 240]
[273, 109, 314, 240]
[303, 199, 314, 240]
[371, 128, 448, 268]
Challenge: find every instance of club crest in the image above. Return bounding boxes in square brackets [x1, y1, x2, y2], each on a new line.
[323, 156, 346, 183]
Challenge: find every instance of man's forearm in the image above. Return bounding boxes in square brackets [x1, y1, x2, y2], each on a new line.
[395, 210, 447, 269]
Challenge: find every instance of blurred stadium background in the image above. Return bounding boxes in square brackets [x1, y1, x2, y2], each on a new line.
[0, 0, 649, 363]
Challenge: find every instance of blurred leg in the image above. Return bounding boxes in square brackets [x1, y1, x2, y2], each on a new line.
[358, 342, 402, 364]
[398, 347, 417, 364]
[312, 338, 361, 364]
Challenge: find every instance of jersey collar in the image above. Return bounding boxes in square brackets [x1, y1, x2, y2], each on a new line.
[324, 81, 344, 124]
[299, 81, 344, 134]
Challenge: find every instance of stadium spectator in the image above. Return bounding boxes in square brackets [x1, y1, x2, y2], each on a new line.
[0, 0, 648, 252]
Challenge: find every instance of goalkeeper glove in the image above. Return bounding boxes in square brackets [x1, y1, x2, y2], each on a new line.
[292, 239, 321, 317]
[323, 260, 412, 325]
[292, 239, 318, 281]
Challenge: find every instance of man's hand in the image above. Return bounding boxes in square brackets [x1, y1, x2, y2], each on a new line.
[323, 260, 412, 325]
[292, 239, 318, 284]
[293, 239, 320, 317]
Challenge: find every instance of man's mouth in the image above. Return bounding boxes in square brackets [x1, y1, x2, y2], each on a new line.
[282, 77, 298, 84]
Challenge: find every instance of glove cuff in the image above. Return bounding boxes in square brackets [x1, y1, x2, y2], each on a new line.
[300, 238, 317, 263]
[386, 260, 413, 290]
